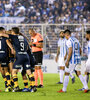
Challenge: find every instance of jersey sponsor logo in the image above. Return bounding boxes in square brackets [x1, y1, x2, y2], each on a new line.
[15, 65, 22, 68]
[18, 36, 24, 41]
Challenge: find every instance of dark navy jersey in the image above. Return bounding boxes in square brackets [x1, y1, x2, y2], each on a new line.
[9, 34, 28, 54]
[0, 37, 8, 55]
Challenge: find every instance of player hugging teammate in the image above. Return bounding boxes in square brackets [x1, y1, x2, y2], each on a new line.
[0, 27, 37, 92]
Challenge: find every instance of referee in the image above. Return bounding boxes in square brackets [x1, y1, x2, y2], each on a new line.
[29, 28, 43, 88]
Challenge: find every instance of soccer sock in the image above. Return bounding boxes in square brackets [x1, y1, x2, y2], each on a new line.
[6, 72, 11, 88]
[13, 74, 19, 88]
[84, 75, 89, 83]
[29, 73, 35, 88]
[62, 75, 69, 92]
[79, 75, 88, 89]
[38, 69, 43, 85]
[23, 80, 28, 88]
[70, 72, 74, 79]
[59, 70, 64, 83]
[3, 75, 8, 88]
[11, 78, 14, 87]
[34, 69, 38, 86]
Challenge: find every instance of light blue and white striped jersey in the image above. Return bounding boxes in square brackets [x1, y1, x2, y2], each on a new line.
[66, 37, 81, 64]
[87, 41, 90, 59]
[58, 38, 67, 57]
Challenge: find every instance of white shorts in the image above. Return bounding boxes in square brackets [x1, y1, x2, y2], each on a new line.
[75, 64, 81, 71]
[85, 59, 90, 73]
[58, 57, 65, 67]
[65, 64, 76, 73]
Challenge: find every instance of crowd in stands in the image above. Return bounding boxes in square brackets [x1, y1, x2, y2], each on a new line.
[0, 0, 89, 24]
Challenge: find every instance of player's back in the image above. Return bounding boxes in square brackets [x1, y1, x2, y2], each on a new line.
[9, 34, 28, 54]
[69, 37, 81, 64]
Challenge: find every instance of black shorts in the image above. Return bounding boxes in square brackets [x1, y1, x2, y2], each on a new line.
[33, 51, 43, 66]
[13, 54, 31, 70]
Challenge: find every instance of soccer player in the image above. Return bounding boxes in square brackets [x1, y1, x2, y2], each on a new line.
[0, 27, 13, 92]
[57, 29, 88, 93]
[55, 31, 75, 84]
[29, 28, 43, 88]
[55, 31, 66, 84]
[79, 30, 90, 91]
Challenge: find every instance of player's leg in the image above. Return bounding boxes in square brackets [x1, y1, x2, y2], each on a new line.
[57, 66, 64, 84]
[0, 65, 8, 91]
[21, 70, 29, 92]
[76, 71, 88, 93]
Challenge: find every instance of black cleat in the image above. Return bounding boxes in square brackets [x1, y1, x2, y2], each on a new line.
[37, 84, 44, 88]
[72, 76, 75, 84]
[56, 82, 63, 84]
[30, 87, 37, 92]
[12, 86, 22, 92]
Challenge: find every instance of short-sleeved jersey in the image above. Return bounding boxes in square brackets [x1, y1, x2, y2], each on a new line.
[31, 33, 43, 52]
[9, 34, 28, 54]
[66, 37, 81, 64]
[87, 40, 90, 59]
[58, 38, 67, 57]
[0, 37, 8, 56]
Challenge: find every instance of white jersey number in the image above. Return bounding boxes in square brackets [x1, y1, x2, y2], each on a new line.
[20, 42, 24, 51]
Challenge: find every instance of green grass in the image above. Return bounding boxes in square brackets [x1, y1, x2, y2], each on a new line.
[0, 73, 90, 100]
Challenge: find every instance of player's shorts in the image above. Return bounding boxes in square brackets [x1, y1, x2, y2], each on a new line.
[75, 64, 81, 71]
[0, 54, 8, 67]
[85, 59, 90, 73]
[9, 57, 15, 63]
[65, 64, 76, 73]
[33, 51, 43, 66]
[58, 57, 65, 67]
[13, 54, 31, 70]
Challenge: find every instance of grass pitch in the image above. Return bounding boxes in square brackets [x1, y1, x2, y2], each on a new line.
[0, 73, 90, 100]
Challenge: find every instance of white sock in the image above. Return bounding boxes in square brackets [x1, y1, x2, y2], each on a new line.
[59, 70, 64, 83]
[79, 75, 88, 89]
[70, 72, 74, 79]
[84, 75, 89, 83]
[62, 75, 69, 91]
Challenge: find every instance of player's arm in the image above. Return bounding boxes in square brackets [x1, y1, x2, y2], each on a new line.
[29, 41, 43, 48]
[6, 39, 16, 55]
[55, 46, 60, 62]
[80, 47, 82, 55]
[35, 41, 43, 48]
[0, 33, 9, 38]
[65, 47, 72, 67]
[64, 51, 67, 60]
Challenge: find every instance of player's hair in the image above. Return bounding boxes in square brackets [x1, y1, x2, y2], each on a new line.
[60, 31, 64, 34]
[0, 27, 5, 31]
[86, 30, 90, 34]
[29, 28, 35, 32]
[64, 29, 71, 35]
[12, 27, 19, 34]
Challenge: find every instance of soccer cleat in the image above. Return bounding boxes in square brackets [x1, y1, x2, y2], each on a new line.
[78, 88, 85, 91]
[56, 82, 63, 84]
[37, 84, 44, 88]
[12, 86, 22, 92]
[72, 76, 75, 84]
[30, 87, 37, 92]
[5, 88, 12, 92]
[22, 88, 30, 92]
[84, 89, 89, 93]
[57, 89, 65, 93]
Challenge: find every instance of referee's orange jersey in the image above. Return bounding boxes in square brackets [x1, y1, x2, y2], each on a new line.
[31, 33, 43, 52]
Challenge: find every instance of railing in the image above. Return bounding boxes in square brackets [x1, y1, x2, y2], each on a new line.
[0, 23, 90, 57]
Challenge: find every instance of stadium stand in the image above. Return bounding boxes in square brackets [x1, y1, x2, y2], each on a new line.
[0, 0, 89, 24]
